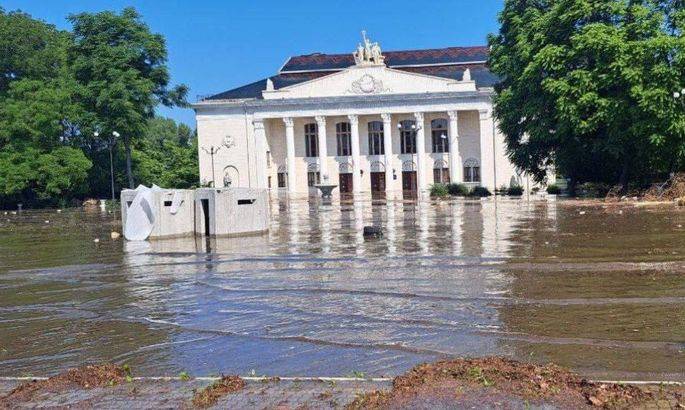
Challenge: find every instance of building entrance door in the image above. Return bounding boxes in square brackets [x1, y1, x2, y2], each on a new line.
[339, 173, 353, 194]
[402, 171, 417, 199]
[370, 172, 386, 199]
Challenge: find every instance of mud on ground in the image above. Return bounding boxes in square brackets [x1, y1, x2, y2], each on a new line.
[0, 359, 683, 409]
[348, 357, 684, 409]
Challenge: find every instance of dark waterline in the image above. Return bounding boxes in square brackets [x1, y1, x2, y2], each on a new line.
[0, 198, 683, 380]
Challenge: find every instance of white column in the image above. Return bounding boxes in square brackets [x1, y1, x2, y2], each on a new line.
[348, 114, 362, 194]
[315, 116, 328, 181]
[447, 110, 462, 183]
[414, 112, 426, 193]
[283, 117, 296, 193]
[253, 119, 268, 189]
[478, 109, 495, 190]
[381, 113, 393, 192]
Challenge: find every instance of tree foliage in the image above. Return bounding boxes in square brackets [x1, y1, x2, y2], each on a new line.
[0, 7, 195, 208]
[489, 0, 685, 189]
[68, 7, 188, 189]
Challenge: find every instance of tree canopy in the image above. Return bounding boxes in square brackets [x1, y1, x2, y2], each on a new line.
[0, 7, 197, 209]
[488, 0, 685, 189]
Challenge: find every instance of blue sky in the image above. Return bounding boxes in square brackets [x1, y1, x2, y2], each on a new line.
[4, 1, 504, 128]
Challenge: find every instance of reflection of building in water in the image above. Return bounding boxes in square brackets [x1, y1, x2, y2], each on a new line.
[386, 202, 397, 256]
[451, 202, 463, 255]
[418, 202, 429, 255]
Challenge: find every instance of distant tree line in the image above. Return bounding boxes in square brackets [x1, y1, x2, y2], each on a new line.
[489, 0, 685, 192]
[0, 7, 198, 209]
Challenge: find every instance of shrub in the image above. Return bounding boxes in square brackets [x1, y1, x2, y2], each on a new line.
[430, 183, 449, 198]
[546, 184, 561, 195]
[496, 185, 508, 195]
[469, 186, 492, 197]
[507, 185, 524, 196]
[447, 183, 470, 196]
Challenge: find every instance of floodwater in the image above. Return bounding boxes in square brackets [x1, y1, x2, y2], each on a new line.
[0, 198, 683, 380]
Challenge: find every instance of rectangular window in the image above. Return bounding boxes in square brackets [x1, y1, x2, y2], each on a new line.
[304, 123, 318, 157]
[336, 122, 352, 156]
[400, 130, 416, 154]
[266, 151, 271, 167]
[367, 121, 384, 155]
[431, 119, 449, 153]
[307, 171, 320, 187]
[277, 172, 286, 188]
[431, 131, 449, 152]
[268, 176, 272, 188]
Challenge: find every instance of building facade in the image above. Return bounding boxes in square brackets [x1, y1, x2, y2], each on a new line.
[193, 34, 522, 198]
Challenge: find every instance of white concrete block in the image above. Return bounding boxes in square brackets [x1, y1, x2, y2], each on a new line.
[120, 189, 195, 240]
[195, 188, 269, 237]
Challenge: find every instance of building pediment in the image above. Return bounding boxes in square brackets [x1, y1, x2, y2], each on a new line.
[262, 65, 476, 100]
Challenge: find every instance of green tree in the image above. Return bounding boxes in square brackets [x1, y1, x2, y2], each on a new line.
[133, 117, 199, 188]
[0, 8, 69, 95]
[489, 0, 685, 190]
[68, 7, 188, 189]
[0, 9, 93, 208]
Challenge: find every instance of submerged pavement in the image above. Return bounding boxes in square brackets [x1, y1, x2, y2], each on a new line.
[0, 197, 684, 382]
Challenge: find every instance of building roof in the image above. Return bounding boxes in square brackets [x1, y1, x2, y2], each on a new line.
[203, 45, 495, 101]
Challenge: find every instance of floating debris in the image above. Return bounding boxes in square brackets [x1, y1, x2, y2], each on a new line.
[110, 232, 121, 239]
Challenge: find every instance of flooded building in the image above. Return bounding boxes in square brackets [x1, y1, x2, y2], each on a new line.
[193, 33, 522, 198]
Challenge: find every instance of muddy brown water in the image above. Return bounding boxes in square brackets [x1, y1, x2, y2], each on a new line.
[0, 198, 683, 380]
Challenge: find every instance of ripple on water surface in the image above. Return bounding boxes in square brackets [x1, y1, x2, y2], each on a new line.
[0, 199, 683, 380]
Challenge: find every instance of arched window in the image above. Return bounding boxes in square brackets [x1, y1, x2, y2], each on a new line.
[431, 118, 449, 153]
[463, 158, 480, 183]
[277, 165, 287, 188]
[304, 123, 318, 157]
[307, 162, 320, 187]
[399, 120, 416, 154]
[336, 122, 352, 156]
[367, 121, 384, 155]
[433, 160, 450, 184]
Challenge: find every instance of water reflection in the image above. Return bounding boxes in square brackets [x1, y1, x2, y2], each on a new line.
[0, 198, 683, 379]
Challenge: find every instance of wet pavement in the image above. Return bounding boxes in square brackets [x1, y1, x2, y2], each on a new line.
[0, 197, 683, 381]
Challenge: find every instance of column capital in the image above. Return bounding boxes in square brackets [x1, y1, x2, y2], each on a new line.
[283, 117, 294, 127]
[347, 114, 359, 125]
[447, 110, 459, 120]
[315, 115, 326, 126]
[253, 119, 265, 130]
[413, 112, 424, 122]
[478, 109, 491, 120]
[380, 113, 392, 122]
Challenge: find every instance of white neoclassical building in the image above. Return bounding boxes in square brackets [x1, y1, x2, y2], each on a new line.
[193, 33, 522, 198]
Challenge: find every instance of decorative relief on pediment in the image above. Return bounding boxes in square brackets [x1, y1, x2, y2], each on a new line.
[347, 74, 390, 95]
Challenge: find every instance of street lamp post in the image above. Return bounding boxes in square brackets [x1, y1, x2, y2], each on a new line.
[95, 131, 118, 202]
[674, 88, 685, 107]
[201, 136, 235, 188]
[201, 145, 222, 187]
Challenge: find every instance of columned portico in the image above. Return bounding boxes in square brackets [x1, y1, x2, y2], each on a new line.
[283, 117, 296, 193]
[414, 112, 426, 193]
[348, 114, 362, 193]
[315, 115, 328, 180]
[381, 113, 393, 190]
[447, 110, 462, 183]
